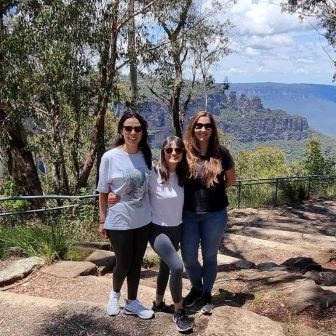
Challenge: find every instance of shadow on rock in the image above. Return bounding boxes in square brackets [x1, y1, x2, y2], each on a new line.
[215, 289, 255, 308]
[37, 306, 149, 336]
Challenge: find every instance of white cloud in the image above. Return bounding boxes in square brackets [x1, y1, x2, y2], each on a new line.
[277, 53, 290, 60]
[228, 67, 245, 73]
[256, 66, 268, 73]
[245, 47, 259, 55]
[247, 34, 294, 50]
[210, 0, 334, 84]
[297, 58, 315, 64]
[228, 0, 313, 37]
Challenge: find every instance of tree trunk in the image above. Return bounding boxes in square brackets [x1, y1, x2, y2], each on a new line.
[78, 2, 119, 190]
[170, 39, 183, 138]
[1, 3, 43, 207]
[1, 110, 44, 206]
[128, 0, 138, 113]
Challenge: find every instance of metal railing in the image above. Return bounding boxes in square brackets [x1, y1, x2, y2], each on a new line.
[231, 174, 336, 208]
[0, 194, 98, 217]
[0, 175, 335, 217]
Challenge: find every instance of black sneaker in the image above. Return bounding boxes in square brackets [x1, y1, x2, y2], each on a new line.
[200, 292, 214, 315]
[183, 288, 202, 308]
[173, 309, 192, 333]
[152, 301, 175, 314]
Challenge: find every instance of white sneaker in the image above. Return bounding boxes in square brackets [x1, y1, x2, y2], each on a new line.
[107, 290, 120, 316]
[201, 303, 214, 315]
[123, 299, 154, 319]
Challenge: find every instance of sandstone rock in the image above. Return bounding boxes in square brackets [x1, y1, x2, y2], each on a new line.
[233, 259, 255, 269]
[42, 261, 97, 278]
[74, 241, 111, 250]
[257, 262, 287, 271]
[85, 250, 116, 269]
[223, 234, 331, 265]
[285, 279, 336, 313]
[282, 257, 322, 271]
[304, 271, 336, 286]
[204, 306, 285, 336]
[0, 257, 45, 287]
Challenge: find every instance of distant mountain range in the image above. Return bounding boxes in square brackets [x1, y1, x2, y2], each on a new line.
[114, 81, 336, 161]
[230, 83, 336, 136]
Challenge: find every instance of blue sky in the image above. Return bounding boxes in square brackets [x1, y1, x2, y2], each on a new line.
[213, 0, 336, 85]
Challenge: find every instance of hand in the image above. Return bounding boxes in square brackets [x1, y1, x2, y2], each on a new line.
[108, 192, 120, 206]
[98, 223, 108, 239]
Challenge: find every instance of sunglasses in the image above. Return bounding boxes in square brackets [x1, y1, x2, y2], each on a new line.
[164, 147, 184, 155]
[123, 126, 142, 133]
[194, 123, 213, 130]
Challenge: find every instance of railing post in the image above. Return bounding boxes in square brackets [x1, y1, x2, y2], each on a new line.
[307, 176, 311, 199]
[274, 178, 279, 206]
[237, 180, 242, 209]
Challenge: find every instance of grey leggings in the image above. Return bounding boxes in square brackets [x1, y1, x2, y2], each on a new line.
[107, 224, 150, 300]
[149, 223, 184, 303]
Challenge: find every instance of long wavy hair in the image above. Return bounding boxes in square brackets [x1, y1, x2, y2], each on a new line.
[156, 136, 188, 186]
[113, 112, 152, 170]
[184, 111, 222, 187]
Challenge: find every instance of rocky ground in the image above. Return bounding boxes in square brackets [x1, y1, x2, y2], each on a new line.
[0, 197, 335, 336]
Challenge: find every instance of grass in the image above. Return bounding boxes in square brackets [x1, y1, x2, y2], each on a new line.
[228, 178, 336, 209]
[0, 216, 76, 264]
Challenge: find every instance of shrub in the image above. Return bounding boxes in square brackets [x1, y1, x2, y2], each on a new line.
[0, 216, 74, 263]
[0, 177, 30, 219]
[280, 181, 308, 204]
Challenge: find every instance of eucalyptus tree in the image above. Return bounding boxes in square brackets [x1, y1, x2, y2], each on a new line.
[1, 0, 44, 200]
[281, 0, 336, 80]
[139, 0, 232, 137]
[84, 0, 156, 185]
[302, 139, 335, 175]
[4, 0, 103, 194]
[3, 0, 155, 195]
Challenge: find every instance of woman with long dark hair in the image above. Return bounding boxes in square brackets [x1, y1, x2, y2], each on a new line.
[97, 112, 153, 319]
[182, 111, 236, 314]
[108, 135, 192, 333]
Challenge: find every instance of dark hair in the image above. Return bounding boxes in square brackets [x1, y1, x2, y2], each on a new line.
[184, 111, 222, 187]
[113, 112, 152, 170]
[156, 136, 188, 186]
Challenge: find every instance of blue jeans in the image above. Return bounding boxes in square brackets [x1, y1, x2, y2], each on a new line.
[181, 208, 227, 293]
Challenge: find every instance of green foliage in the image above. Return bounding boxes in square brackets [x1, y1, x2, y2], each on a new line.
[301, 139, 335, 175]
[0, 219, 73, 264]
[142, 254, 161, 269]
[0, 177, 30, 213]
[0, 226, 4, 258]
[235, 147, 290, 179]
[279, 181, 308, 204]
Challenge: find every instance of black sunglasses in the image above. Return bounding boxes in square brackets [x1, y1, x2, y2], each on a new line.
[164, 147, 184, 155]
[123, 126, 142, 133]
[194, 123, 213, 130]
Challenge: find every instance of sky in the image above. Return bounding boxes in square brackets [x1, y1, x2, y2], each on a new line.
[213, 0, 336, 85]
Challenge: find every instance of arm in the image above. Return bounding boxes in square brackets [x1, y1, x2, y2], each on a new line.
[224, 167, 236, 189]
[98, 192, 109, 238]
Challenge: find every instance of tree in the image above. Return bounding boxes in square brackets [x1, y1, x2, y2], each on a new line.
[302, 138, 335, 175]
[3, 0, 154, 195]
[236, 147, 290, 179]
[140, 0, 232, 137]
[281, 0, 336, 80]
[1, 1, 44, 202]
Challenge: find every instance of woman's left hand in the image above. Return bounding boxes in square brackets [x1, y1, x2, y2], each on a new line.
[108, 192, 120, 206]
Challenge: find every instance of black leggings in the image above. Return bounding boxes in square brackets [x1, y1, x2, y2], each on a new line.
[107, 224, 150, 300]
[149, 224, 183, 303]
